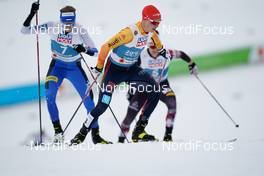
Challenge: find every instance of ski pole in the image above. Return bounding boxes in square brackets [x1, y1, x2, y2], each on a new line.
[63, 77, 98, 134]
[194, 75, 239, 128]
[35, 0, 43, 144]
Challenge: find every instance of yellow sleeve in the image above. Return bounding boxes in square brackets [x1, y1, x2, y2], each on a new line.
[96, 27, 134, 69]
[151, 31, 163, 50]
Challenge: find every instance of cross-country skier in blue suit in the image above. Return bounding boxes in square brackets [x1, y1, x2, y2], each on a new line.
[21, 2, 111, 144]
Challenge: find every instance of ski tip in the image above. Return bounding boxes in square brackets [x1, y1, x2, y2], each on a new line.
[227, 138, 238, 142]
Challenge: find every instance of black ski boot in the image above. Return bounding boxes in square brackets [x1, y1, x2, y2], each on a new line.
[132, 117, 157, 142]
[53, 120, 63, 134]
[70, 123, 89, 145]
[91, 128, 113, 144]
[163, 127, 173, 142]
[53, 120, 64, 144]
[118, 136, 126, 143]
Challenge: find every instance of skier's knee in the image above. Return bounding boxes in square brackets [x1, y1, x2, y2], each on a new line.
[91, 93, 112, 117]
[45, 89, 56, 103]
[167, 96, 176, 110]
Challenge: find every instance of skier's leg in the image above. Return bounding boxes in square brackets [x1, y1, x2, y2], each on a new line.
[159, 81, 177, 141]
[66, 62, 98, 128]
[128, 67, 161, 141]
[118, 91, 147, 143]
[71, 60, 127, 144]
[130, 69, 161, 120]
[88, 61, 129, 127]
[45, 60, 64, 142]
[66, 62, 115, 144]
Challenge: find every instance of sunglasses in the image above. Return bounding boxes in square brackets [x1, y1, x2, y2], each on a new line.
[149, 20, 161, 26]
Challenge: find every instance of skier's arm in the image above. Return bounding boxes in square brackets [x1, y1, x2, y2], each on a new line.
[21, 2, 51, 35]
[23, 12, 35, 27]
[23, 2, 39, 27]
[21, 22, 52, 35]
[169, 49, 193, 64]
[169, 49, 198, 75]
[96, 27, 134, 70]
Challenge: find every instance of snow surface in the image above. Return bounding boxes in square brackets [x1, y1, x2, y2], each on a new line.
[0, 64, 264, 176]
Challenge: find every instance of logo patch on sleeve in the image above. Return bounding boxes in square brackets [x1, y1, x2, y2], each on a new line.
[101, 94, 111, 104]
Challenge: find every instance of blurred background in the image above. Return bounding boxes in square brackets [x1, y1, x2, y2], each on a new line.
[0, 0, 263, 106]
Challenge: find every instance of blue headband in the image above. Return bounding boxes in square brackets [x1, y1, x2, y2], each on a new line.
[60, 12, 76, 23]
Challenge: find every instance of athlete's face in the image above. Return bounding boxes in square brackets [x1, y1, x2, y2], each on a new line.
[63, 22, 74, 32]
[148, 40, 159, 57]
[142, 20, 160, 32]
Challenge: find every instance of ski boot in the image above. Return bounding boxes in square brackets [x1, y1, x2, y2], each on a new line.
[91, 128, 113, 144]
[163, 127, 173, 142]
[53, 120, 64, 144]
[70, 123, 89, 145]
[53, 133, 64, 144]
[118, 125, 129, 143]
[118, 136, 126, 143]
[132, 117, 157, 142]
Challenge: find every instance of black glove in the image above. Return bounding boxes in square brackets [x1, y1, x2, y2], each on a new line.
[23, 2, 39, 27]
[159, 48, 169, 59]
[30, 2, 39, 14]
[188, 62, 198, 75]
[91, 66, 103, 77]
[86, 48, 98, 56]
[73, 44, 86, 53]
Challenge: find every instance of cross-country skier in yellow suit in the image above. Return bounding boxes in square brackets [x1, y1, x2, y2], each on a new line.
[71, 5, 163, 144]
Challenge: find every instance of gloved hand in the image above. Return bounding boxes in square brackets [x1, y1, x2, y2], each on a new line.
[91, 66, 102, 77]
[159, 48, 166, 57]
[73, 44, 86, 53]
[23, 2, 39, 27]
[188, 62, 198, 75]
[30, 2, 40, 14]
[159, 48, 169, 59]
[86, 48, 98, 56]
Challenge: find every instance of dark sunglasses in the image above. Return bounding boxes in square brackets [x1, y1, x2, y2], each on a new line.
[149, 20, 161, 26]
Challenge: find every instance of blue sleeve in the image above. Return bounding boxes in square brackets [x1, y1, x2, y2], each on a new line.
[21, 22, 53, 35]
